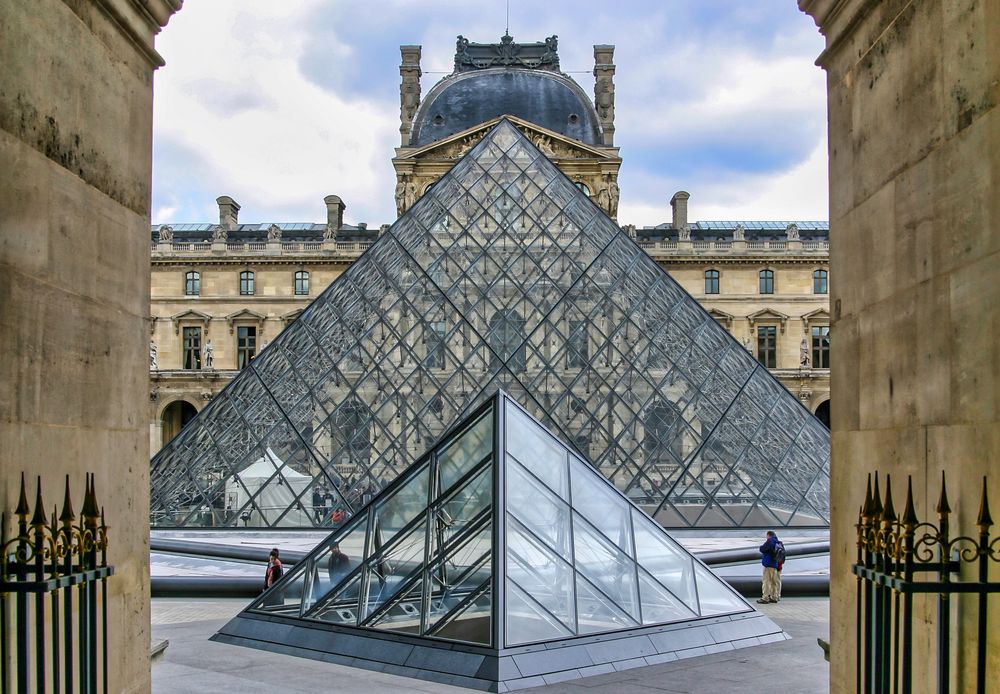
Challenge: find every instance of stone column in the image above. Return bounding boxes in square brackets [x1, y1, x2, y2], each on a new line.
[399, 45, 422, 146]
[0, 0, 181, 689]
[800, 1, 1000, 692]
[593, 45, 616, 146]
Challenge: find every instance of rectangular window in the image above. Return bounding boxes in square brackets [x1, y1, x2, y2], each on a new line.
[294, 271, 310, 296]
[811, 326, 830, 368]
[237, 326, 257, 369]
[182, 327, 202, 370]
[757, 326, 777, 368]
[759, 270, 775, 294]
[813, 269, 828, 294]
[185, 272, 200, 296]
[426, 321, 446, 369]
[567, 320, 589, 368]
[239, 271, 255, 296]
[704, 270, 719, 295]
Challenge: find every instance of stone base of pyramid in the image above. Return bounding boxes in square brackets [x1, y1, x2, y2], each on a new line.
[213, 609, 785, 691]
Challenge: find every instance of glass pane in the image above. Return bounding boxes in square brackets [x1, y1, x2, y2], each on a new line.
[506, 515, 575, 633]
[505, 578, 573, 646]
[374, 465, 430, 536]
[693, 562, 749, 616]
[438, 411, 493, 494]
[362, 519, 427, 621]
[504, 402, 568, 499]
[439, 464, 492, 539]
[429, 578, 492, 645]
[571, 514, 639, 620]
[636, 567, 697, 624]
[570, 456, 632, 555]
[575, 572, 638, 635]
[368, 581, 423, 635]
[506, 460, 571, 559]
[631, 509, 698, 612]
[310, 572, 364, 625]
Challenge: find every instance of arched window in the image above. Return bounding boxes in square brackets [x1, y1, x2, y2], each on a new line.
[239, 270, 255, 296]
[758, 269, 774, 294]
[643, 399, 684, 468]
[574, 181, 591, 196]
[704, 269, 720, 294]
[294, 270, 310, 296]
[813, 269, 828, 294]
[185, 271, 200, 296]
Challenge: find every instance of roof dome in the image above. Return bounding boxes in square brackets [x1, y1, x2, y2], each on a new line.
[410, 68, 602, 147]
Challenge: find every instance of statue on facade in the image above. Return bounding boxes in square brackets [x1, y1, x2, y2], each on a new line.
[743, 336, 754, 355]
[404, 178, 417, 212]
[786, 223, 800, 241]
[157, 225, 173, 243]
[595, 78, 615, 123]
[395, 175, 407, 217]
[149, 340, 158, 370]
[800, 338, 811, 367]
[733, 223, 746, 241]
[267, 224, 282, 241]
[606, 174, 620, 219]
[531, 133, 555, 157]
[678, 226, 691, 241]
[323, 224, 336, 241]
[212, 225, 228, 242]
[204, 339, 214, 369]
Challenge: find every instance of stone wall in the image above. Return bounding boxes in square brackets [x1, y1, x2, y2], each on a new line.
[0, 0, 179, 690]
[800, 0, 999, 690]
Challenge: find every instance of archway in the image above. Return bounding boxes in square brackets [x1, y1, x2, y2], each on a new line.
[161, 400, 198, 448]
[814, 399, 830, 429]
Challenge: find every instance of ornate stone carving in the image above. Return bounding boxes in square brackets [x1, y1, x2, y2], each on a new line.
[395, 174, 419, 216]
[399, 46, 422, 146]
[267, 224, 282, 241]
[678, 226, 691, 241]
[786, 223, 800, 241]
[596, 173, 620, 219]
[157, 225, 173, 243]
[204, 339, 214, 369]
[800, 338, 811, 367]
[454, 34, 560, 72]
[593, 45, 616, 146]
[323, 225, 336, 241]
[149, 340, 158, 370]
[212, 225, 228, 242]
[433, 130, 488, 159]
[733, 223, 746, 241]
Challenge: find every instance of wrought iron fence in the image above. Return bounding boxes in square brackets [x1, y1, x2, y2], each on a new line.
[854, 471, 999, 694]
[0, 473, 113, 693]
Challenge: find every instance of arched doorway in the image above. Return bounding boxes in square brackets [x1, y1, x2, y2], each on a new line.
[815, 400, 830, 428]
[161, 400, 197, 447]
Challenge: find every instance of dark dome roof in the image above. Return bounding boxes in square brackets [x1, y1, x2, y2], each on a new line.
[410, 68, 602, 147]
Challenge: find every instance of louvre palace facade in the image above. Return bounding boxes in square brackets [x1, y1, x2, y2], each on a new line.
[148, 35, 830, 531]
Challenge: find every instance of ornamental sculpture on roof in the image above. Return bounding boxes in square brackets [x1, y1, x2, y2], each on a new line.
[454, 33, 560, 72]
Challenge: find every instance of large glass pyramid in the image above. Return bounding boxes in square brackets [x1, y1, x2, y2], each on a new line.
[213, 391, 784, 691]
[150, 118, 830, 529]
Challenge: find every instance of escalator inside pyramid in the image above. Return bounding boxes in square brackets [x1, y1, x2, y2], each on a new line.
[214, 390, 784, 691]
[150, 113, 830, 531]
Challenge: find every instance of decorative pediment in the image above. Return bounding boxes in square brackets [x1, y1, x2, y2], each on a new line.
[747, 308, 789, 333]
[170, 309, 213, 335]
[406, 115, 616, 162]
[801, 308, 831, 332]
[281, 308, 304, 326]
[226, 309, 266, 334]
[707, 307, 734, 328]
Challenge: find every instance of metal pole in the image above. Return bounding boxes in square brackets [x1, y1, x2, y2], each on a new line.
[936, 472, 951, 694]
[974, 477, 992, 694]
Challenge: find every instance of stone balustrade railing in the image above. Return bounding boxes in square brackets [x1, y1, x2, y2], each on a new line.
[636, 239, 828, 254]
[151, 240, 374, 256]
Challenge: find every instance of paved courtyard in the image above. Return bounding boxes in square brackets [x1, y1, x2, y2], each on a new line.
[152, 597, 829, 693]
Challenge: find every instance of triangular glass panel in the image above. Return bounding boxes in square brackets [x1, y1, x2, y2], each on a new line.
[155, 118, 829, 533]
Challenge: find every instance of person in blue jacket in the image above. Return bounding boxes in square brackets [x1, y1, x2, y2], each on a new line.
[757, 531, 782, 604]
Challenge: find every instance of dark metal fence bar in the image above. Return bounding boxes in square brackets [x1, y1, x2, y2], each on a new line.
[853, 471, 1000, 694]
[0, 473, 113, 694]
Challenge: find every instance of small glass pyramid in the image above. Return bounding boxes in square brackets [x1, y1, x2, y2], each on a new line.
[151, 118, 830, 529]
[215, 391, 783, 690]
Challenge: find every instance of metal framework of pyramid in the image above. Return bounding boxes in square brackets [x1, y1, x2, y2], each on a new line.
[150, 118, 830, 530]
[213, 391, 785, 691]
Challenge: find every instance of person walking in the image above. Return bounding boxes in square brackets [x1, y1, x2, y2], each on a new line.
[262, 547, 284, 606]
[757, 530, 784, 604]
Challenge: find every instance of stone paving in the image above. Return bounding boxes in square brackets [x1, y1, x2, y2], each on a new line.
[151, 598, 830, 693]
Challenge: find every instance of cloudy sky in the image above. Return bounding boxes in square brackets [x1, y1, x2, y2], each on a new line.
[152, 1, 828, 228]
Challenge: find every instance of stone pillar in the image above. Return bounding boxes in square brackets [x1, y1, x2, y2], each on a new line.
[399, 45, 422, 146]
[800, 1, 1000, 692]
[0, 0, 181, 689]
[670, 190, 691, 240]
[593, 45, 616, 146]
[217, 195, 240, 230]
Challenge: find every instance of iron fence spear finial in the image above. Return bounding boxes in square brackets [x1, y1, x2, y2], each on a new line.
[882, 474, 897, 523]
[872, 471, 883, 518]
[976, 476, 993, 531]
[936, 470, 951, 516]
[14, 471, 30, 520]
[30, 476, 47, 529]
[901, 476, 918, 529]
[59, 474, 75, 524]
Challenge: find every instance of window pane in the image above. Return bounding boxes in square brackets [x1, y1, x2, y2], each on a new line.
[506, 461, 572, 560]
[295, 271, 310, 296]
[704, 269, 719, 294]
[240, 271, 255, 295]
[569, 456, 632, 555]
[182, 327, 202, 370]
[237, 326, 257, 369]
[757, 326, 777, 369]
[758, 270, 774, 294]
[571, 514, 639, 620]
[185, 271, 200, 296]
[813, 269, 828, 294]
[438, 411, 493, 494]
[811, 326, 830, 369]
[505, 403, 568, 499]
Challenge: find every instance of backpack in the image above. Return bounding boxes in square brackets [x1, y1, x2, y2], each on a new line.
[773, 540, 786, 569]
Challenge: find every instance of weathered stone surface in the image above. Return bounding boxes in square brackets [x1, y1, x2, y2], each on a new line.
[0, 0, 180, 690]
[801, 0, 999, 690]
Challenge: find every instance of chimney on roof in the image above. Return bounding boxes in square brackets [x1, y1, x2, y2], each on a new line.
[670, 191, 690, 231]
[324, 195, 345, 230]
[216, 196, 240, 230]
